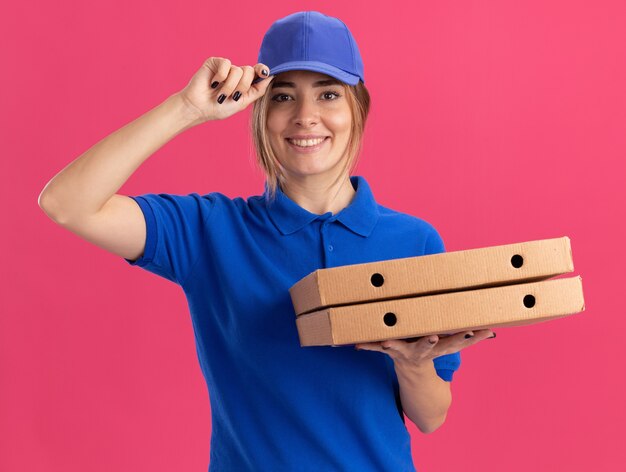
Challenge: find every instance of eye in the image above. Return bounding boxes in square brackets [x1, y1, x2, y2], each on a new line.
[322, 91, 341, 100]
[270, 90, 342, 103]
[271, 93, 292, 102]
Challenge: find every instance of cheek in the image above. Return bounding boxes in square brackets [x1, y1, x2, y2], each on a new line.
[265, 116, 289, 152]
[265, 113, 282, 137]
[327, 109, 352, 135]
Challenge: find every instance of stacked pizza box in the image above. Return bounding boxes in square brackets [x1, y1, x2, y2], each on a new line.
[289, 237, 585, 347]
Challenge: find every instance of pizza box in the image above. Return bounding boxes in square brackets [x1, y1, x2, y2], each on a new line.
[289, 237, 574, 317]
[295, 276, 585, 346]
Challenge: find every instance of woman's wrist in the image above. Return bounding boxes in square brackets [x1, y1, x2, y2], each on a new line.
[168, 92, 207, 130]
[393, 357, 436, 379]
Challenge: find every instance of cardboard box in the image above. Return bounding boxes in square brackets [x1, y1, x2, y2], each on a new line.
[295, 276, 585, 346]
[290, 237, 574, 316]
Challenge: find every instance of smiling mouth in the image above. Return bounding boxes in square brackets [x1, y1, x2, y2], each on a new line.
[285, 138, 331, 155]
[286, 137, 330, 148]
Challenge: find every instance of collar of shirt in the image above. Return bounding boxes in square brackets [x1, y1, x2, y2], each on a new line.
[263, 175, 380, 237]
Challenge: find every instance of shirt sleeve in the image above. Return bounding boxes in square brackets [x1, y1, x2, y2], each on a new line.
[123, 192, 217, 286]
[424, 225, 462, 382]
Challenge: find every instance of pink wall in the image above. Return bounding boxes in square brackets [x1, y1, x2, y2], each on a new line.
[3, 1, 624, 470]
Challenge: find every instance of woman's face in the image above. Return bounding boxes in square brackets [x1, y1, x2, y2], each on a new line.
[266, 70, 352, 183]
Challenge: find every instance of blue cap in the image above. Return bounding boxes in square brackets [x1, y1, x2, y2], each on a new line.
[254, 11, 365, 86]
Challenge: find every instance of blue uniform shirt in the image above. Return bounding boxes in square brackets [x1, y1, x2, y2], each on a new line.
[125, 175, 461, 472]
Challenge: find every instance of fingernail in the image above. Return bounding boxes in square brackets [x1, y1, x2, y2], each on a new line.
[428, 338, 437, 345]
[464, 333, 474, 339]
[217, 94, 226, 104]
[232, 91, 241, 101]
[211, 81, 219, 89]
[489, 332, 497, 339]
[262, 69, 269, 76]
[382, 346, 390, 350]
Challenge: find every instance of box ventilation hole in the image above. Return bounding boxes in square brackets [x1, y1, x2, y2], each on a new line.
[523, 294, 536, 308]
[371, 273, 384, 287]
[511, 254, 524, 268]
[383, 312, 397, 326]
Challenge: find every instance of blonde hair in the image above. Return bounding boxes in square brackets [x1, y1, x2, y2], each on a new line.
[250, 77, 371, 204]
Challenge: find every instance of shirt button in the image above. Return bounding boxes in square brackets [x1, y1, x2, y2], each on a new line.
[328, 244, 334, 251]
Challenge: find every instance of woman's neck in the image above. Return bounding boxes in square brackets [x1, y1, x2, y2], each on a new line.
[281, 175, 356, 216]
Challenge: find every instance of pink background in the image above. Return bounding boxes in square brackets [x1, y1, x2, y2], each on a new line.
[3, 1, 624, 471]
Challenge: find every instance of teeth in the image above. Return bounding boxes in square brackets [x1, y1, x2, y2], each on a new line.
[288, 137, 326, 147]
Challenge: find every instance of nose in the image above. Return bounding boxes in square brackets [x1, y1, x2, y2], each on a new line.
[293, 98, 319, 127]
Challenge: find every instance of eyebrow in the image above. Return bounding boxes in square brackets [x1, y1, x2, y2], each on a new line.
[271, 79, 342, 89]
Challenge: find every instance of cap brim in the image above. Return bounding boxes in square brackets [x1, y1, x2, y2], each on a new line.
[252, 61, 361, 86]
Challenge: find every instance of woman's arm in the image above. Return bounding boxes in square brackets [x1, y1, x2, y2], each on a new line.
[38, 93, 200, 224]
[355, 328, 495, 433]
[395, 360, 451, 434]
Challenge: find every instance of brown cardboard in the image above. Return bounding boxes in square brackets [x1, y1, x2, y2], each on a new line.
[289, 237, 574, 316]
[295, 276, 585, 346]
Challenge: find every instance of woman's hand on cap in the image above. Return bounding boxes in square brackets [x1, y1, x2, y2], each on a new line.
[177, 57, 274, 124]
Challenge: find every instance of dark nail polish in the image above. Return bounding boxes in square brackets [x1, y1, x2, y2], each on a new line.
[465, 333, 474, 339]
[217, 94, 226, 104]
[262, 69, 269, 76]
[211, 81, 219, 89]
[233, 91, 241, 101]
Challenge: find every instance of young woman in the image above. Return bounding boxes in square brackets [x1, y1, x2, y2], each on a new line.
[39, 10, 494, 472]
